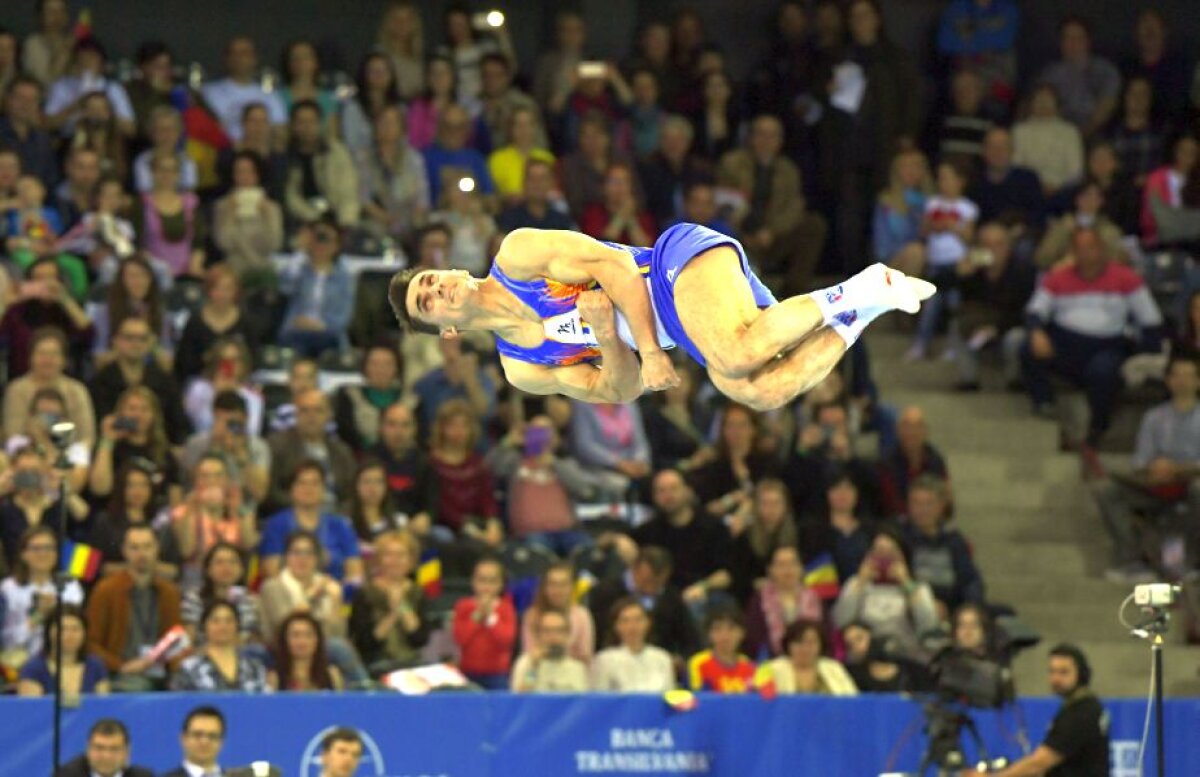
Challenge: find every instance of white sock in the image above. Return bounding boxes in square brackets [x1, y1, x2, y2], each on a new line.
[808, 265, 891, 326]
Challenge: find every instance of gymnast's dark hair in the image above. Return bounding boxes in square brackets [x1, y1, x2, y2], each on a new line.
[388, 268, 440, 335]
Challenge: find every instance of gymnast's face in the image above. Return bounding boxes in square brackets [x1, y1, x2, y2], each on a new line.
[407, 269, 479, 332]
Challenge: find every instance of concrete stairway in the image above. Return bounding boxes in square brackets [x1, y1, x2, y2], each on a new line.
[866, 331, 1200, 699]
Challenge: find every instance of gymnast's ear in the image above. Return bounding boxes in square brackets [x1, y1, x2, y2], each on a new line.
[439, 327, 460, 339]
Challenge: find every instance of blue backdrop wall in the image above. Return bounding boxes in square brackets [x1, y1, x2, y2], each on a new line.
[0, 692, 1195, 776]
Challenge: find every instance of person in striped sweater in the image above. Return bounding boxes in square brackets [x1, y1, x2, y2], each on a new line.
[1020, 227, 1163, 446]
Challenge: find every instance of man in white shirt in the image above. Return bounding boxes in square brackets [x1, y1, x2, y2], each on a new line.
[161, 706, 226, 777]
[201, 37, 286, 144]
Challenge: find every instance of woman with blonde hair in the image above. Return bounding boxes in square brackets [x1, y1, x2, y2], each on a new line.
[377, 1, 425, 100]
[872, 148, 933, 277]
[348, 529, 430, 673]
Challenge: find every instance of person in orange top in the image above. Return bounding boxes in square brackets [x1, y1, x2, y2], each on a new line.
[86, 524, 182, 691]
[687, 606, 755, 693]
[452, 554, 516, 690]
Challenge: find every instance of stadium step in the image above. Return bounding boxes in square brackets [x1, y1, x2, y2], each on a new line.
[867, 331, 1200, 698]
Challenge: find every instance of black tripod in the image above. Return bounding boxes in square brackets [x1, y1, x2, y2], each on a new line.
[1133, 609, 1170, 777]
[917, 701, 988, 776]
[48, 422, 77, 775]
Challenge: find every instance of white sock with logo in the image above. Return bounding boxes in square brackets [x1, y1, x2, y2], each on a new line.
[809, 264, 928, 347]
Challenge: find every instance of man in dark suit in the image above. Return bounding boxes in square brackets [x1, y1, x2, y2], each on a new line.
[56, 718, 154, 777]
[588, 546, 699, 669]
[159, 705, 226, 777]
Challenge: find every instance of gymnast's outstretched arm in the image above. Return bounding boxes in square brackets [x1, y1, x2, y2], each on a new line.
[501, 292, 643, 404]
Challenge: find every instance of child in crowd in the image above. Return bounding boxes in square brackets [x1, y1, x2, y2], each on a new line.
[451, 555, 516, 690]
[686, 607, 755, 693]
[909, 160, 978, 361]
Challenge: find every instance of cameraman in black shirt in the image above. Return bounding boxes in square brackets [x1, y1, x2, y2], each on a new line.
[966, 643, 1109, 776]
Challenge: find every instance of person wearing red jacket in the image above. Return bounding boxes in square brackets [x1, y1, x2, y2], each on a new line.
[452, 555, 516, 689]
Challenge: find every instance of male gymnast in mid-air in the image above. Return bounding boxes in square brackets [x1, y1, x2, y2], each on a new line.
[388, 223, 935, 410]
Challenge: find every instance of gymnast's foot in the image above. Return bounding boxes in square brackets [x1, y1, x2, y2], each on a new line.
[811, 263, 937, 324]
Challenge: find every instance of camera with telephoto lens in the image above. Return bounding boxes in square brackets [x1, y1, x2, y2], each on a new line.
[927, 648, 1014, 709]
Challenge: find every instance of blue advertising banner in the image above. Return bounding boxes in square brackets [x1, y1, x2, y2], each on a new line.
[0, 693, 1195, 776]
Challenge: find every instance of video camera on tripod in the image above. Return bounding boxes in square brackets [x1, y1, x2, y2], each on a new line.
[894, 609, 1041, 776]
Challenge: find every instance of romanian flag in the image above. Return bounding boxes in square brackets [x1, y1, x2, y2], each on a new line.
[803, 553, 840, 601]
[60, 541, 102, 583]
[417, 549, 442, 598]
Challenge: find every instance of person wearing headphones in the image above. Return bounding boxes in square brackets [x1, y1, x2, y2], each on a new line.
[964, 643, 1109, 776]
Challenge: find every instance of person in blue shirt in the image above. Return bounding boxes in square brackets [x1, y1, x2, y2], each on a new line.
[259, 460, 363, 583]
[423, 103, 495, 205]
[277, 213, 356, 358]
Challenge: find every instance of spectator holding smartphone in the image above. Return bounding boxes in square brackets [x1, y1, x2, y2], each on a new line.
[183, 337, 263, 437]
[180, 390, 271, 508]
[832, 527, 939, 656]
[0, 257, 92, 377]
[88, 385, 183, 504]
[170, 454, 259, 587]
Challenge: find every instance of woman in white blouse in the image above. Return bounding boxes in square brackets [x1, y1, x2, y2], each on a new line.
[757, 619, 857, 696]
[591, 597, 676, 693]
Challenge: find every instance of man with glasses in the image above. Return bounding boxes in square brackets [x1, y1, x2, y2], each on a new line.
[90, 315, 190, 444]
[161, 706, 227, 777]
[55, 718, 153, 777]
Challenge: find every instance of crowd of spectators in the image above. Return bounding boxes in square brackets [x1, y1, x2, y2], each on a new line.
[0, 0, 1197, 709]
